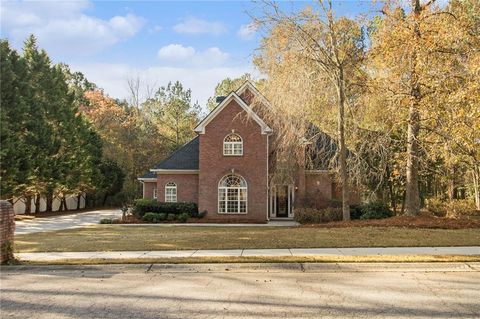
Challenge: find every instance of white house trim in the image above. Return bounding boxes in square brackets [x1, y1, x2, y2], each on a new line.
[137, 178, 157, 182]
[235, 81, 270, 107]
[150, 169, 199, 174]
[194, 92, 272, 135]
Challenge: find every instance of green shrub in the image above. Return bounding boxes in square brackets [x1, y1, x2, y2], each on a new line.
[359, 202, 393, 220]
[166, 213, 176, 221]
[349, 205, 363, 220]
[100, 218, 113, 224]
[142, 212, 159, 223]
[158, 213, 167, 221]
[133, 199, 198, 217]
[197, 210, 207, 218]
[294, 207, 342, 224]
[177, 213, 189, 223]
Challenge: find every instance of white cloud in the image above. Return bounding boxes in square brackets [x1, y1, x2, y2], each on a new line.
[157, 44, 229, 67]
[237, 23, 257, 40]
[158, 44, 196, 60]
[71, 62, 255, 109]
[173, 17, 227, 35]
[0, 0, 144, 55]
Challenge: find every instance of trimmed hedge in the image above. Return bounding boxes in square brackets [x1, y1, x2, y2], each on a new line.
[294, 208, 343, 224]
[133, 199, 198, 217]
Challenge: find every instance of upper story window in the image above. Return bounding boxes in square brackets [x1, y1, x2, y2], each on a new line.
[223, 133, 243, 156]
[165, 182, 177, 202]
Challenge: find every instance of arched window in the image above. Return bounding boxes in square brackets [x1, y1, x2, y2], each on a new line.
[165, 182, 177, 202]
[223, 133, 243, 156]
[218, 174, 247, 214]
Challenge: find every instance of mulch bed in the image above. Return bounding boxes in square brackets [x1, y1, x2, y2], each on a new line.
[301, 215, 480, 229]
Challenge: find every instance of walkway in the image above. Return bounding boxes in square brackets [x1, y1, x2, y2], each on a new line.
[16, 246, 480, 262]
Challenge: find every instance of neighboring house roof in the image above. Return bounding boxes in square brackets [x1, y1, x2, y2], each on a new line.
[150, 136, 199, 171]
[194, 83, 272, 135]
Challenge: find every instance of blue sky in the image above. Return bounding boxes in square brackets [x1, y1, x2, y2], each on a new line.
[1, 0, 377, 108]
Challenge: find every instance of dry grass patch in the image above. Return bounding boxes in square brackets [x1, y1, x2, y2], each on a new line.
[15, 225, 480, 253]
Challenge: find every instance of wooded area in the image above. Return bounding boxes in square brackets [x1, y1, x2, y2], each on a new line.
[252, 0, 479, 217]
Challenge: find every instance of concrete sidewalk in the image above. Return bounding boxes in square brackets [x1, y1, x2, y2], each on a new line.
[16, 246, 480, 262]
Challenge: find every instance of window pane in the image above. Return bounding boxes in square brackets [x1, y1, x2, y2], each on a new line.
[239, 189, 247, 200]
[227, 200, 238, 213]
[218, 188, 226, 201]
[240, 201, 247, 212]
[227, 189, 238, 201]
[219, 201, 226, 213]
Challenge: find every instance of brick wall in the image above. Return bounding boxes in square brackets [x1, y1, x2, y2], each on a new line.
[156, 174, 199, 203]
[0, 200, 15, 263]
[143, 182, 156, 200]
[198, 99, 269, 222]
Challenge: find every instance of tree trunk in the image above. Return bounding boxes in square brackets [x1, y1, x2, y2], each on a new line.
[34, 194, 41, 213]
[46, 192, 53, 212]
[77, 194, 82, 210]
[447, 166, 456, 200]
[62, 196, 68, 211]
[102, 193, 109, 206]
[337, 69, 350, 221]
[405, 0, 422, 216]
[386, 165, 397, 214]
[24, 195, 32, 214]
[473, 166, 480, 210]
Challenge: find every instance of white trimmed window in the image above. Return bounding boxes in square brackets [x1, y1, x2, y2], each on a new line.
[223, 133, 243, 156]
[153, 187, 158, 199]
[165, 182, 177, 202]
[218, 174, 247, 214]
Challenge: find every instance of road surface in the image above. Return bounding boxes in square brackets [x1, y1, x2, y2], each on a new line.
[1, 262, 479, 318]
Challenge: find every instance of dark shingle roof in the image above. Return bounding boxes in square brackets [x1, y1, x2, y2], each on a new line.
[153, 136, 199, 170]
[139, 170, 156, 179]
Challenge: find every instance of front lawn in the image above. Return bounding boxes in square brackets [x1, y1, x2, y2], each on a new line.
[15, 226, 480, 252]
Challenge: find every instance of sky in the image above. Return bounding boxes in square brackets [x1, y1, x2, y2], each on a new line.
[1, 0, 376, 109]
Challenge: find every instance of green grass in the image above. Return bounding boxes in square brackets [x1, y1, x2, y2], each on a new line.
[14, 225, 480, 253]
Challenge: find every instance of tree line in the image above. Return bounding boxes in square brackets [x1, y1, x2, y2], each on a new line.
[1, 35, 200, 213]
[252, 0, 479, 218]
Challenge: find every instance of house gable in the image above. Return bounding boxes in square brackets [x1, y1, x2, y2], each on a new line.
[194, 90, 272, 135]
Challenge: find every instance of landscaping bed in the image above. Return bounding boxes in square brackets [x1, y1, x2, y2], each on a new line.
[301, 215, 480, 230]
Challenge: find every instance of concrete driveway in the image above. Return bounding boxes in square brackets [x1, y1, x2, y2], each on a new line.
[14, 209, 122, 235]
[1, 262, 479, 318]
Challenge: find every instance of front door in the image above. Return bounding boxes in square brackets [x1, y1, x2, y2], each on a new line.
[276, 185, 289, 217]
[270, 185, 294, 219]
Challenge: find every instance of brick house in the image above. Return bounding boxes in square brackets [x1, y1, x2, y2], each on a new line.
[139, 81, 357, 222]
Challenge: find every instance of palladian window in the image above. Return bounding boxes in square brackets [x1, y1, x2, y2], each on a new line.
[223, 133, 243, 156]
[218, 174, 247, 214]
[165, 182, 177, 202]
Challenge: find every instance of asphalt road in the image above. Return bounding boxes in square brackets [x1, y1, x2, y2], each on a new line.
[1, 263, 479, 318]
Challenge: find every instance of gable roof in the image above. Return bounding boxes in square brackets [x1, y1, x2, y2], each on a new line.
[194, 85, 272, 135]
[150, 136, 199, 171]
